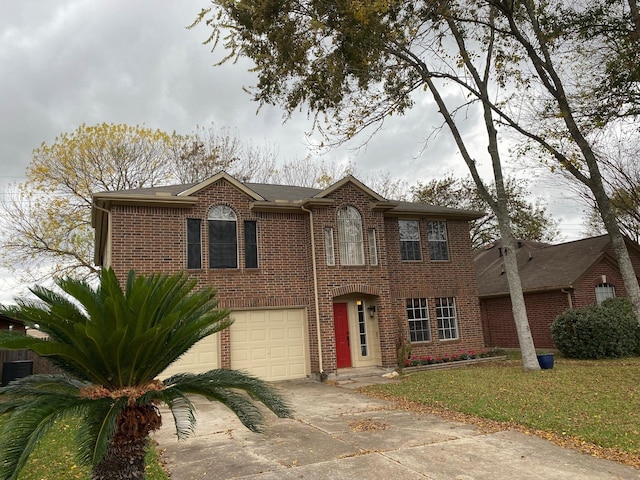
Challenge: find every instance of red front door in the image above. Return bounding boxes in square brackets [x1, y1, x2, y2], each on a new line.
[333, 303, 352, 368]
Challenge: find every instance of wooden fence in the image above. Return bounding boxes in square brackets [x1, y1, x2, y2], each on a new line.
[1, 350, 63, 385]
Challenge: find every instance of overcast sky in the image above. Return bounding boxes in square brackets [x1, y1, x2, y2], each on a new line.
[0, 0, 588, 303]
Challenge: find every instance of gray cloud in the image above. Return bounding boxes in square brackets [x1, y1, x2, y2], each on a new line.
[0, 0, 587, 298]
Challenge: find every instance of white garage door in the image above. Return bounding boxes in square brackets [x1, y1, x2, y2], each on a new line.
[230, 309, 308, 381]
[159, 333, 220, 380]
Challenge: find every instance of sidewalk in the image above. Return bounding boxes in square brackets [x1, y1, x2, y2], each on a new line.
[153, 375, 640, 479]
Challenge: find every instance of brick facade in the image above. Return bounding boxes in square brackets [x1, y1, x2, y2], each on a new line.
[479, 239, 640, 349]
[96, 173, 485, 377]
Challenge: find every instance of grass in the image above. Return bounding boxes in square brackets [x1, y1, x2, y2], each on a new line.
[0, 416, 169, 480]
[364, 357, 640, 460]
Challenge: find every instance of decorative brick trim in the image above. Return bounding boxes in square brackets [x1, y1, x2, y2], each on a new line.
[330, 284, 382, 298]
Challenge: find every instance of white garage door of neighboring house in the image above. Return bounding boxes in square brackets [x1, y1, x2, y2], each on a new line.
[159, 333, 220, 380]
[230, 309, 308, 381]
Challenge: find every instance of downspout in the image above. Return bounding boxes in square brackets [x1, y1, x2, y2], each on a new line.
[561, 288, 573, 309]
[301, 205, 324, 377]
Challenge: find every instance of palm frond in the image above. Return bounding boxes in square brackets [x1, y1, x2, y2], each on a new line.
[76, 397, 129, 467]
[0, 391, 94, 479]
[144, 389, 197, 440]
[1, 268, 232, 388]
[162, 370, 293, 432]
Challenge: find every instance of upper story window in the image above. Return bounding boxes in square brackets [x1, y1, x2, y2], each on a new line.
[337, 206, 365, 265]
[595, 283, 615, 304]
[186, 218, 202, 269]
[427, 221, 449, 261]
[399, 219, 422, 261]
[244, 220, 258, 269]
[368, 228, 378, 266]
[324, 227, 335, 266]
[208, 205, 237, 269]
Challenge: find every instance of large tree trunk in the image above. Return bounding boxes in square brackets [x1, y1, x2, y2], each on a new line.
[512, 0, 640, 323]
[91, 405, 162, 480]
[497, 226, 540, 370]
[91, 437, 148, 480]
[595, 189, 640, 322]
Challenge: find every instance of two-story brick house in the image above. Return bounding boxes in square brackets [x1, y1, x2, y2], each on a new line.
[92, 172, 484, 380]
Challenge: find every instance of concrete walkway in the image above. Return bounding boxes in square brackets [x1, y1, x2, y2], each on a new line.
[153, 374, 640, 479]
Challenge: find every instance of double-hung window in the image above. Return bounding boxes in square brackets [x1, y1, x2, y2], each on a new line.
[427, 221, 449, 261]
[338, 206, 365, 265]
[399, 220, 421, 261]
[208, 205, 237, 268]
[407, 298, 431, 342]
[595, 283, 615, 304]
[436, 297, 458, 340]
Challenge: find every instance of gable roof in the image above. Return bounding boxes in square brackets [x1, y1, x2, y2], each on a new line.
[92, 171, 484, 219]
[474, 235, 623, 297]
[92, 172, 484, 264]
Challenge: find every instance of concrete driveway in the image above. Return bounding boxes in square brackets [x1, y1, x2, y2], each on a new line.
[153, 375, 640, 479]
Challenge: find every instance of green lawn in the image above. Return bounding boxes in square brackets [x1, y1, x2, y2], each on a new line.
[364, 357, 640, 463]
[0, 416, 169, 480]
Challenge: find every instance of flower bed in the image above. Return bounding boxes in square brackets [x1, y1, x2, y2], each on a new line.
[403, 349, 497, 368]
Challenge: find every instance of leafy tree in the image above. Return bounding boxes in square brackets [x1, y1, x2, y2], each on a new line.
[1, 123, 280, 284]
[193, 0, 543, 369]
[0, 268, 291, 480]
[484, 0, 640, 321]
[0, 123, 175, 283]
[193, 0, 640, 331]
[412, 175, 559, 248]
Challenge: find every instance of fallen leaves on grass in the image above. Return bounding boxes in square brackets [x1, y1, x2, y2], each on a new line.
[363, 390, 640, 469]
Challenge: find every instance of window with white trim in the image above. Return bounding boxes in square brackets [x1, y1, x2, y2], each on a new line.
[368, 228, 378, 266]
[399, 220, 422, 261]
[407, 298, 431, 342]
[357, 302, 368, 356]
[595, 283, 615, 304]
[337, 206, 365, 265]
[427, 221, 449, 261]
[436, 297, 458, 340]
[324, 227, 335, 266]
[208, 205, 237, 268]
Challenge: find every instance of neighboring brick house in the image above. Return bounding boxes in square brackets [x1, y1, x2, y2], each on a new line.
[475, 235, 640, 349]
[0, 314, 25, 333]
[92, 172, 484, 380]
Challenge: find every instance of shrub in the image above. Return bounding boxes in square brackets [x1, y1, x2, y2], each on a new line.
[551, 298, 639, 359]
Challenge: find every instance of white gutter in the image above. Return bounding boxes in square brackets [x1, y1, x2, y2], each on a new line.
[301, 205, 323, 376]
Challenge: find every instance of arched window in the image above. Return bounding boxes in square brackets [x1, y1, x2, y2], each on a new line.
[208, 205, 237, 268]
[595, 283, 615, 304]
[337, 206, 364, 265]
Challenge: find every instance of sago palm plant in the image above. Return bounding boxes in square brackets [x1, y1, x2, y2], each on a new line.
[0, 268, 292, 480]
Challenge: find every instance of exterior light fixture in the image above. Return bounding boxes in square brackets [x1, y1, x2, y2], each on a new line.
[367, 305, 376, 318]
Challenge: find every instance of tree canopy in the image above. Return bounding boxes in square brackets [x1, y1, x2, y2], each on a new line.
[195, 0, 640, 327]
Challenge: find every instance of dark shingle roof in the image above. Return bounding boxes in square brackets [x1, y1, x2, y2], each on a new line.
[474, 236, 613, 297]
[94, 177, 483, 219]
